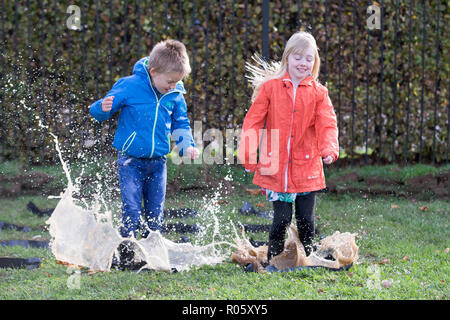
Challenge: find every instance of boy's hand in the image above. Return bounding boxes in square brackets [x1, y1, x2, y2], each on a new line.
[186, 146, 200, 160]
[322, 155, 334, 165]
[101, 96, 114, 112]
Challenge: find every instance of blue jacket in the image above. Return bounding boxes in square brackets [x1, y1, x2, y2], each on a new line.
[89, 57, 195, 158]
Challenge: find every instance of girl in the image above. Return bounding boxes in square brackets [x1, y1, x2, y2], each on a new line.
[238, 31, 339, 262]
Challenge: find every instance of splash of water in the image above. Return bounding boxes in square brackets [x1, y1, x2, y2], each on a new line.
[45, 133, 230, 272]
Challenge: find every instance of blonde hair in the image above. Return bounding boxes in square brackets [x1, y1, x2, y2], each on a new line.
[148, 39, 191, 77]
[246, 31, 320, 101]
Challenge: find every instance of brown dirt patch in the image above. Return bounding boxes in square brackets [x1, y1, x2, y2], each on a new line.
[0, 172, 55, 198]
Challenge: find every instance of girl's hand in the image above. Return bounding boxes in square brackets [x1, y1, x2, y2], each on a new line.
[322, 155, 334, 165]
[101, 96, 114, 112]
[186, 146, 200, 160]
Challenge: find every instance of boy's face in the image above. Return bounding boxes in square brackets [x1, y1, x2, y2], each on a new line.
[287, 46, 315, 83]
[150, 68, 184, 94]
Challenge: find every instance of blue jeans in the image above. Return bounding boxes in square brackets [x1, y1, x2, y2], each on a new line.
[117, 153, 167, 238]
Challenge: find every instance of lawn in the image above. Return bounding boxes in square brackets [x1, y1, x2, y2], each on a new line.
[0, 160, 448, 300]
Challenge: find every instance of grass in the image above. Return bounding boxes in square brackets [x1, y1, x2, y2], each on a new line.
[0, 191, 448, 299]
[0, 160, 449, 300]
[325, 162, 450, 182]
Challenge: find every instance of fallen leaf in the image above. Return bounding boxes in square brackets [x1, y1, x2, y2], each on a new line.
[256, 202, 265, 208]
[391, 204, 399, 209]
[245, 188, 262, 196]
[56, 260, 69, 266]
[56, 260, 81, 269]
[43, 271, 51, 277]
[419, 206, 429, 211]
[379, 259, 391, 265]
[382, 280, 392, 288]
[88, 269, 104, 275]
[347, 272, 354, 277]
[317, 288, 324, 293]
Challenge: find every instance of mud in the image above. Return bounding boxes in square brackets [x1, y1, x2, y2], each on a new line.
[0, 172, 55, 198]
[326, 171, 449, 200]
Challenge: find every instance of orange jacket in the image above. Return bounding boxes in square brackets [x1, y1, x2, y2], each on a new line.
[238, 72, 339, 193]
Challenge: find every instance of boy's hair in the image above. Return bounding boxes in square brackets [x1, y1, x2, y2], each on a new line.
[246, 31, 321, 102]
[148, 39, 191, 77]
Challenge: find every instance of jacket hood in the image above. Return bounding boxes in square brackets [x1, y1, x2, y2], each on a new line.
[132, 57, 186, 94]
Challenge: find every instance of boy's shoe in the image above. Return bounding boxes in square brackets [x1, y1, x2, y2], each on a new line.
[111, 241, 146, 271]
[111, 253, 120, 269]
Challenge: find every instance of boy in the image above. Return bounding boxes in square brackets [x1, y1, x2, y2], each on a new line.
[90, 39, 199, 240]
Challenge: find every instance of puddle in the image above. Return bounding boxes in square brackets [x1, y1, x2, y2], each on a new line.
[0, 257, 41, 269]
[242, 224, 271, 233]
[0, 240, 49, 249]
[240, 201, 273, 219]
[45, 133, 230, 272]
[0, 221, 32, 232]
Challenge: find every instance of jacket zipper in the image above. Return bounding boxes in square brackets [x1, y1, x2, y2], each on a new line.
[145, 68, 182, 158]
[283, 79, 296, 192]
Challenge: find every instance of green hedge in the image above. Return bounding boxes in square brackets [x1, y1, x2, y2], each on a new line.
[0, 0, 448, 165]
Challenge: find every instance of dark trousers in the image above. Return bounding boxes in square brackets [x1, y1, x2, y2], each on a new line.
[267, 192, 316, 262]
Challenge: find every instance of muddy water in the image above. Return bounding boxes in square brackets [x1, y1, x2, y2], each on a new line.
[45, 133, 230, 272]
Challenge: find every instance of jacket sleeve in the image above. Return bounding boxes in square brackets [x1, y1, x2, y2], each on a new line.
[315, 87, 339, 162]
[238, 82, 270, 172]
[171, 95, 195, 156]
[89, 78, 127, 122]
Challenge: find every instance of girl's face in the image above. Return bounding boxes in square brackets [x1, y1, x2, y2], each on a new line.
[287, 46, 315, 83]
[150, 68, 183, 94]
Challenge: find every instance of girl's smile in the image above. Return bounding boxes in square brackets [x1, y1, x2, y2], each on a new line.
[287, 46, 315, 84]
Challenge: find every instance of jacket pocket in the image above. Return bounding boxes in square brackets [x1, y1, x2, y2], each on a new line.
[292, 149, 322, 182]
[121, 131, 137, 154]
